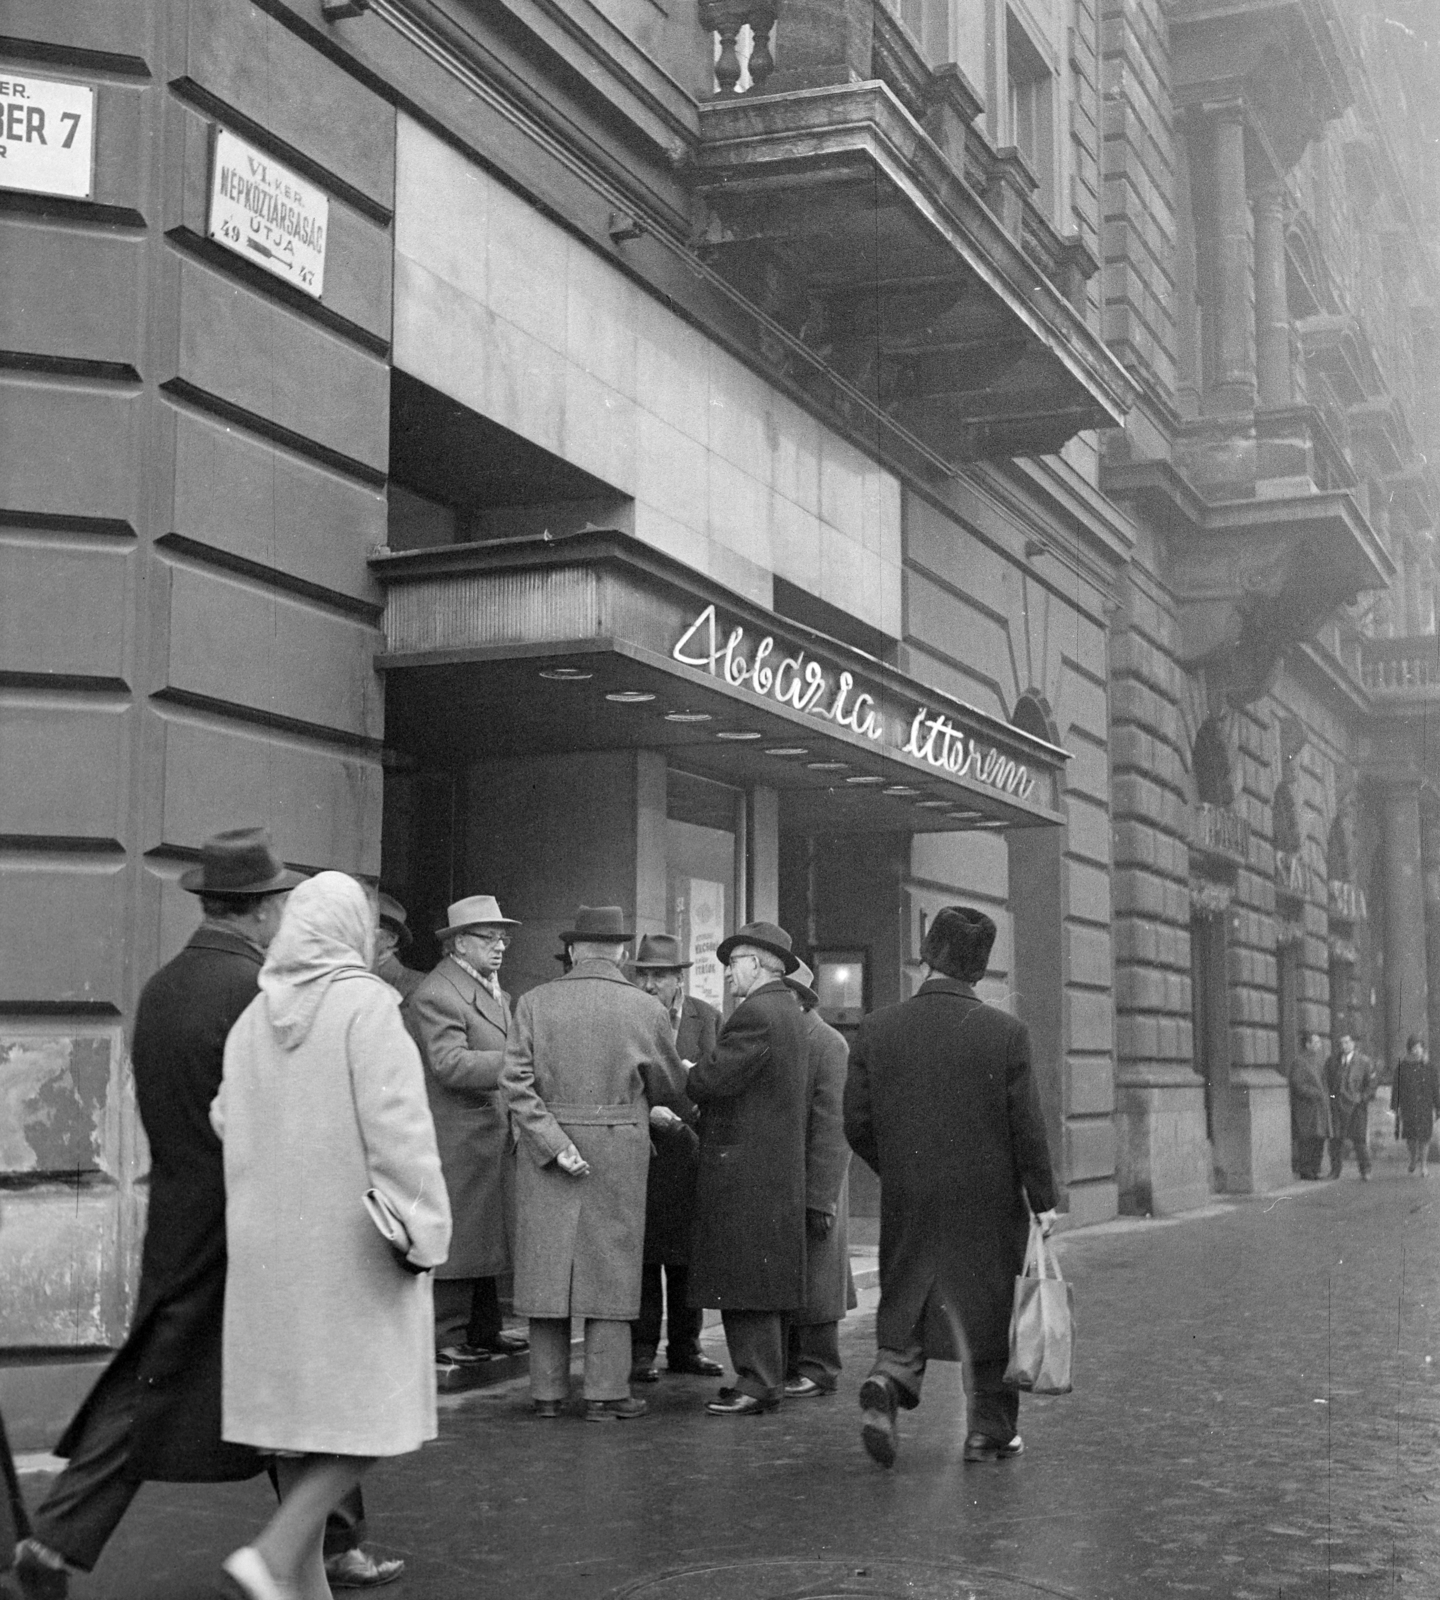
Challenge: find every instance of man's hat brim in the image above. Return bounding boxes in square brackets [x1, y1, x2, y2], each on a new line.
[715, 931, 800, 974]
[560, 925, 633, 941]
[179, 864, 306, 897]
[632, 956, 693, 970]
[784, 977, 820, 1006]
[434, 916, 522, 938]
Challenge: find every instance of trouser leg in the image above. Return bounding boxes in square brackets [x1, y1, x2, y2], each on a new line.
[29, 1375, 144, 1573]
[663, 1265, 703, 1361]
[527, 1318, 573, 1401]
[965, 1354, 1019, 1444]
[1328, 1135, 1345, 1176]
[466, 1277, 503, 1348]
[433, 1277, 476, 1352]
[1350, 1108, 1370, 1174]
[1297, 1136, 1323, 1178]
[321, 1485, 365, 1559]
[580, 1320, 631, 1401]
[787, 1321, 841, 1389]
[720, 1310, 785, 1402]
[867, 1342, 925, 1410]
[631, 1264, 663, 1362]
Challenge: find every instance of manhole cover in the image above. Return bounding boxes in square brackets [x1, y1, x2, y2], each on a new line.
[610, 1556, 1081, 1599]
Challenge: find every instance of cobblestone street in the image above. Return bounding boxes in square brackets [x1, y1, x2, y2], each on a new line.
[14, 1151, 1439, 1600]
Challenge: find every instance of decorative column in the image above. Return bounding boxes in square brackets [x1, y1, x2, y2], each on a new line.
[1381, 779, 1429, 1068]
[1253, 186, 1292, 408]
[1204, 103, 1256, 416]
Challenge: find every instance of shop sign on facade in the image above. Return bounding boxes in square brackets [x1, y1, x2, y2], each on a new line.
[208, 128, 328, 298]
[1190, 802, 1250, 863]
[0, 73, 94, 199]
[1328, 878, 1367, 922]
[1274, 849, 1309, 899]
[672, 603, 1038, 802]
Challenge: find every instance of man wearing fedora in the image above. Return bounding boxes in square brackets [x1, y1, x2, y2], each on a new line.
[373, 894, 426, 1001]
[501, 908, 690, 1420]
[408, 895, 529, 1369]
[629, 934, 724, 1384]
[783, 961, 856, 1399]
[686, 921, 810, 1416]
[844, 906, 1057, 1470]
[10, 831, 415, 1596]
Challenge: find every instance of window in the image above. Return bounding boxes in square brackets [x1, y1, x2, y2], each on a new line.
[1006, 9, 1055, 215]
[889, 0, 951, 67]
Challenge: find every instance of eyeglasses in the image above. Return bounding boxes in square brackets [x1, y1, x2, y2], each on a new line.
[725, 953, 760, 971]
[466, 931, 512, 948]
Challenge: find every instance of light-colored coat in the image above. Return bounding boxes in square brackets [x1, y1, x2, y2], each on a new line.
[406, 955, 512, 1279]
[501, 959, 689, 1319]
[213, 974, 450, 1457]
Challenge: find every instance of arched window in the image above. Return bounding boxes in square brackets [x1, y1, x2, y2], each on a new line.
[1010, 691, 1058, 745]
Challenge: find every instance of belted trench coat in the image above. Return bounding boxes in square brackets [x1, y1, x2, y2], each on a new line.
[501, 959, 689, 1319]
[407, 955, 512, 1279]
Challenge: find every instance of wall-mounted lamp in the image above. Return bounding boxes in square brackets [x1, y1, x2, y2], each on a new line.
[322, 0, 368, 20]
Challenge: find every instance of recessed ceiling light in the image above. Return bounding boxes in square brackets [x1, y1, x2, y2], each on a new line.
[539, 666, 593, 681]
[716, 730, 762, 741]
[947, 810, 984, 821]
[883, 785, 919, 796]
[916, 799, 950, 809]
[806, 760, 849, 771]
[764, 746, 810, 757]
[664, 710, 713, 723]
[605, 691, 656, 704]
[845, 775, 885, 785]
[971, 819, 1009, 829]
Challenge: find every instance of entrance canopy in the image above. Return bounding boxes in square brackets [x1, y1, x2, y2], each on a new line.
[372, 531, 1069, 834]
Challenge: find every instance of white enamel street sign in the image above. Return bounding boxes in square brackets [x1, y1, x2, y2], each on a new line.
[0, 72, 95, 199]
[208, 128, 328, 298]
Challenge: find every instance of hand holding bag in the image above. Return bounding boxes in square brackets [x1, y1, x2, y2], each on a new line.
[1003, 1214, 1074, 1395]
[363, 1187, 428, 1276]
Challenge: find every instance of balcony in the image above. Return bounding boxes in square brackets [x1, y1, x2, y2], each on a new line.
[1361, 635, 1440, 701]
[691, 1, 1136, 463]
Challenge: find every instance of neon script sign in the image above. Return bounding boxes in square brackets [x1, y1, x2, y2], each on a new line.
[672, 605, 883, 740]
[671, 604, 1040, 803]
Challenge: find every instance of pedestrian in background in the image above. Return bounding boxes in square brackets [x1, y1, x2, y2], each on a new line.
[1326, 1031, 1378, 1180]
[373, 893, 426, 1001]
[502, 907, 690, 1420]
[782, 961, 855, 1399]
[1287, 1030, 1332, 1181]
[629, 934, 724, 1384]
[1392, 1035, 1440, 1177]
[844, 906, 1057, 1469]
[687, 922, 810, 1417]
[212, 872, 450, 1600]
[408, 896, 530, 1369]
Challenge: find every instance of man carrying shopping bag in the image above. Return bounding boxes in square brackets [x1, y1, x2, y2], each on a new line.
[843, 906, 1058, 1468]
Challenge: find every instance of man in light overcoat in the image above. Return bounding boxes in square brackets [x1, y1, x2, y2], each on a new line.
[687, 921, 810, 1416]
[783, 961, 855, 1398]
[501, 906, 690, 1420]
[844, 906, 1057, 1469]
[407, 895, 529, 1365]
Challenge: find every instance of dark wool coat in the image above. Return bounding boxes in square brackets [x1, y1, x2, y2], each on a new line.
[406, 956, 512, 1279]
[844, 978, 1057, 1365]
[687, 979, 810, 1312]
[502, 960, 690, 1319]
[642, 995, 719, 1266]
[1288, 1044, 1333, 1141]
[791, 1008, 856, 1326]
[1392, 1058, 1440, 1144]
[1, 1408, 26, 1567]
[1326, 1048, 1378, 1115]
[55, 925, 266, 1482]
[377, 951, 426, 1002]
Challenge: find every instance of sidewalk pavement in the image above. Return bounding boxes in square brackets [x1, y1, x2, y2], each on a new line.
[10, 1154, 1439, 1599]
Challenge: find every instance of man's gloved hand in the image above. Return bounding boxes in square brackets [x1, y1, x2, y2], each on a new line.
[806, 1208, 833, 1241]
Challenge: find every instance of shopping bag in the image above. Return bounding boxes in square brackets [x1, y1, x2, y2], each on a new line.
[1003, 1215, 1074, 1395]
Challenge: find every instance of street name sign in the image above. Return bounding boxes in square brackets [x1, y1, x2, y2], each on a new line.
[0, 72, 95, 199]
[207, 128, 328, 298]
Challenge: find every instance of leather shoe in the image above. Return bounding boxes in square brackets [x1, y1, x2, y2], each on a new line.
[705, 1392, 774, 1415]
[963, 1430, 1024, 1462]
[859, 1375, 899, 1467]
[324, 1548, 406, 1588]
[783, 1375, 831, 1398]
[483, 1329, 530, 1354]
[668, 1354, 724, 1377]
[532, 1398, 563, 1417]
[630, 1363, 659, 1384]
[585, 1396, 649, 1421]
[437, 1343, 494, 1365]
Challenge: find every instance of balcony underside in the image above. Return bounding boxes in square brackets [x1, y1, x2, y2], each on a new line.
[693, 84, 1135, 464]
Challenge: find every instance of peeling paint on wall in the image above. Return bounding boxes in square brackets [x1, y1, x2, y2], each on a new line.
[0, 1037, 112, 1173]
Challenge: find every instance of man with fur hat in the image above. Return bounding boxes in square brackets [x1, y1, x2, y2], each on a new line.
[628, 934, 724, 1383]
[502, 908, 691, 1419]
[408, 895, 530, 1369]
[10, 830, 408, 1596]
[844, 905, 1057, 1469]
[687, 921, 811, 1415]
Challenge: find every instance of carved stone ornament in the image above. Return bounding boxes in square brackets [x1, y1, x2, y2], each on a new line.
[1191, 879, 1235, 917]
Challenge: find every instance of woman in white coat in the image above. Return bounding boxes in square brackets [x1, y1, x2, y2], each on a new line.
[211, 872, 451, 1600]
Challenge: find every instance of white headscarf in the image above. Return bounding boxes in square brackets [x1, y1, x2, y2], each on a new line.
[259, 871, 377, 1049]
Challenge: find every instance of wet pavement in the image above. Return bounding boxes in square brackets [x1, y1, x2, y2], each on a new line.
[12, 1152, 1440, 1599]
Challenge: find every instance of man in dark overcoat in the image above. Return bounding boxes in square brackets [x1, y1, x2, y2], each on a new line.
[9, 831, 410, 1597]
[783, 961, 855, 1398]
[629, 934, 724, 1383]
[844, 906, 1057, 1469]
[1287, 1030, 1332, 1180]
[1326, 1030, 1378, 1179]
[408, 894, 529, 1367]
[687, 921, 810, 1415]
[374, 892, 426, 1001]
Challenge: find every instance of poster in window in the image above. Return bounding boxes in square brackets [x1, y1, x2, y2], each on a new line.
[687, 878, 725, 1011]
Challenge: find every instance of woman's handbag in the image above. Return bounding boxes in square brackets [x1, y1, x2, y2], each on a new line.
[1003, 1214, 1074, 1395]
